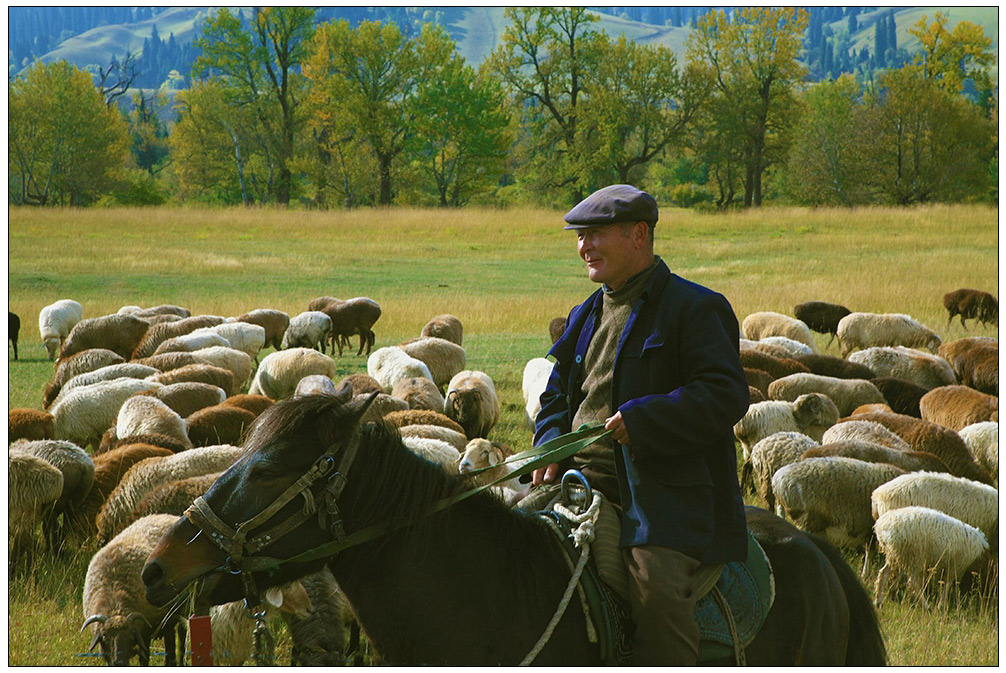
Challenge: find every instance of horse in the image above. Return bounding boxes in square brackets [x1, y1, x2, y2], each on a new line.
[142, 387, 887, 666]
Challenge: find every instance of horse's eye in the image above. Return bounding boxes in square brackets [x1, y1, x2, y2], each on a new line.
[248, 461, 288, 481]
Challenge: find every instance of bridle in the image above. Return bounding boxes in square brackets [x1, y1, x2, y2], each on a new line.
[182, 435, 360, 607]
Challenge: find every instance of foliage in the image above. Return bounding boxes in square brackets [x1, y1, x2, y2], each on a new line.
[127, 89, 171, 175]
[907, 11, 995, 104]
[107, 168, 168, 206]
[8, 60, 129, 206]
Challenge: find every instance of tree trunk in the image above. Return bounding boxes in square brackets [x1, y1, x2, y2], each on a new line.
[378, 154, 393, 205]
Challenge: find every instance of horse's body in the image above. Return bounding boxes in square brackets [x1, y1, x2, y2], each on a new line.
[143, 391, 886, 666]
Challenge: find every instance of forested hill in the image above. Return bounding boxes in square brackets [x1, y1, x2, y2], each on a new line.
[8, 6, 1000, 90]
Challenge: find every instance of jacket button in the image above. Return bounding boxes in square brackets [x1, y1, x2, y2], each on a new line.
[575, 354, 582, 364]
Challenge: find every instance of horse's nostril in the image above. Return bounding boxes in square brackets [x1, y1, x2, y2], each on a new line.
[141, 560, 163, 588]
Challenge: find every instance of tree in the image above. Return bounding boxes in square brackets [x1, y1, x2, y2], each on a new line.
[128, 89, 170, 176]
[97, 51, 139, 108]
[687, 7, 808, 207]
[9, 60, 129, 205]
[194, 7, 316, 205]
[908, 12, 995, 104]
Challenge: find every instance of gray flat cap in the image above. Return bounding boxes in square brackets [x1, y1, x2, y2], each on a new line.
[563, 184, 658, 229]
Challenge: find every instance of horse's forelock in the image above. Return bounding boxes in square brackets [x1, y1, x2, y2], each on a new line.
[245, 393, 359, 453]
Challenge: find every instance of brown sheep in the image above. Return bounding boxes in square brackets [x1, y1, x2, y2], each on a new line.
[842, 411, 995, 486]
[943, 288, 998, 329]
[392, 377, 445, 412]
[77, 444, 174, 538]
[337, 373, 384, 396]
[133, 382, 228, 419]
[43, 348, 126, 409]
[793, 353, 875, 380]
[146, 363, 234, 395]
[57, 314, 151, 363]
[549, 317, 567, 344]
[801, 440, 952, 474]
[308, 296, 382, 356]
[186, 405, 258, 447]
[748, 386, 765, 404]
[133, 351, 210, 373]
[738, 350, 811, 381]
[128, 472, 223, 527]
[421, 314, 463, 346]
[939, 337, 998, 396]
[793, 301, 851, 347]
[231, 309, 290, 351]
[9, 408, 55, 441]
[744, 368, 774, 399]
[870, 377, 928, 417]
[384, 409, 466, 435]
[220, 394, 275, 417]
[851, 403, 894, 416]
[919, 385, 998, 432]
[95, 432, 190, 457]
[130, 315, 227, 360]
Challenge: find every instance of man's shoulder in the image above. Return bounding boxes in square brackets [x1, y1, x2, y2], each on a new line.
[662, 271, 728, 306]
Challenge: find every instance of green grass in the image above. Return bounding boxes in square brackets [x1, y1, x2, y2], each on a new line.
[7, 203, 999, 665]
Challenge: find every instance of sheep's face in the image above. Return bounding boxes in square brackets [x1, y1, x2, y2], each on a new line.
[86, 614, 150, 666]
[458, 439, 501, 474]
[43, 337, 60, 360]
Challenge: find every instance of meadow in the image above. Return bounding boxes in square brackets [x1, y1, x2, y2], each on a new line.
[7, 203, 999, 665]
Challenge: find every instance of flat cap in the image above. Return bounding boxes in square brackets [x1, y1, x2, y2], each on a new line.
[563, 184, 658, 230]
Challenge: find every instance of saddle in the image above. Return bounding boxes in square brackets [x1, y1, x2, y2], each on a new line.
[538, 492, 774, 665]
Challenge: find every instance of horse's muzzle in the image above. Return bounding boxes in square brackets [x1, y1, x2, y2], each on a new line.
[142, 515, 223, 606]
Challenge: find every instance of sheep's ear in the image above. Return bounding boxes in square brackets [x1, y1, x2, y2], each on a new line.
[488, 447, 505, 467]
[267, 582, 312, 619]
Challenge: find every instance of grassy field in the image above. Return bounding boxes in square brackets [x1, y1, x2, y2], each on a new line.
[7, 203, 999, 665]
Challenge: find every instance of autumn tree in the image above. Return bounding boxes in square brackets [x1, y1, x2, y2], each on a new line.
[194, 7, 316, 205]
[9, 60, 129, 205]
[687, 7, 808, 207]
[908, 12, 995, 105]
[128, 89, 170, 175]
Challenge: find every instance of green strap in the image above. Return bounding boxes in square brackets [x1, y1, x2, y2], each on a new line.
[243, 424, 612, 572]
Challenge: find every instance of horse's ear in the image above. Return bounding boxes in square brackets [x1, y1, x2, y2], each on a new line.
[344, 391, 380, 424]
[332, 381, 354, 404]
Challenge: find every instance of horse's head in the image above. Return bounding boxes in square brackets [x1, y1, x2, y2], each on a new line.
[142, 383, 376, 607]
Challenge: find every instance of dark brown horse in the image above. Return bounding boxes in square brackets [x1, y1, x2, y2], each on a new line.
[142, 389, 886, 666]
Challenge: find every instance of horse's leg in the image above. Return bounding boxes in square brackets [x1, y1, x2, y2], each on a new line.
[164, 624, 176, 666]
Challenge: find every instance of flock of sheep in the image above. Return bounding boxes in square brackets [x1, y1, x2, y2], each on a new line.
[7, 285, 998, 664]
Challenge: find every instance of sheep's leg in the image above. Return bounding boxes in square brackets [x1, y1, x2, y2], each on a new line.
[739, 460, 754, 494]
[176, 622, 187, 666]
[356, 332, 365, 356]
[164, 625, 176, 666]
[874, 562, 891, 608]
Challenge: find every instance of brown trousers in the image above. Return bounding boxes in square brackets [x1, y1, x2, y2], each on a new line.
[622, 545, 723, 666]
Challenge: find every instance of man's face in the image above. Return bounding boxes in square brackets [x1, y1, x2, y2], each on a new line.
[576, 222, 640, 290]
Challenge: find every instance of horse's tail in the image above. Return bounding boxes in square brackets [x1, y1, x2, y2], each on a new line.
[806, 534, 888, 666]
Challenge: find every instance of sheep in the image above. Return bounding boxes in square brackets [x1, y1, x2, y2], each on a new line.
[837, 312, 942, 357]
[847, 412, 995, 486]
[48, 362, 161, 409]
[740, 338, 800, 360]
[9, 310, 19, 360]
[76, 444, 174, 538]
[208, 587, 309, 666]
[870, 376, 928, 417]
[742, 311, 817, 353]
[220, 394, 275, 417]
[58, 313, 150, 363]
[748, 431, 820, 513]
[133, 381, 228, 419]
[43, 348, 126, 409]
[522, 357, 554, 429]
[793, 301, 851, 348]
[399, 424, 469, 452]
[958, 421, 998, 482]
[383, 409, 466, 435]
[445, 370, 500, 439]
[8, 451, 63, 573]
[81, 514, 186, 665]
[132, 472, 222, 523]
[250, 348, 339, 400]
[9, 438, 95, 549]
[118, 304, 190, 319]
[400, 435, 462, 471]
[870, 471, 998, 544]
[131, 315, 227, 360]
[398, 337, 467, 389]
[9, 408, 55, 441]
[146, 363, 235, 396]
[115, 396, 191, 450]
[748, 387, 765, 404]
[133, 350, 211, 373]
[338, 373, 385, 396]
[458, 438, 533, 505]
[421, 314, 463, 346]
[282, 311, 333, 353]
[801, 441, 952, 475]
[96, 444, 244, 541]
[152, 330, 231, 357]
[197, 321, 266, 359]
[847, 346, 956, 391]
[38, 299, 83, 360]
[367, 346, 434, 392]
[745, 368, 774, 400]
[757, 336, 815, 358]
[943, 288, 998, 329]
[852, 403, 894, 415]
[96, 432, 191, 457]
[230, 309, 290, 351]
[792, 353, 876, 380]
[938, 337, 998, 396]
[873, 506, 991, 609]
[771, 456, 905, 549]
[189, 346, 254, 394]
[738, 350, 811, 380]
[391, 376, 445, 412]
[919, 385, 998, 432]
[279, 568, 350, 666]
[186, 405, 258, 448]
[821, 419, 911, 451]
[549, 316, 568, 344]
[295, 374, 337, 397]
[359, 393, 410, 424]
[49, 378, 162, 449]
[767, 372, 886, 417]
[309, 296, 382, 356]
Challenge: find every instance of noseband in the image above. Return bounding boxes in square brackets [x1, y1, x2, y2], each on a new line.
[182, 437, 360, 605]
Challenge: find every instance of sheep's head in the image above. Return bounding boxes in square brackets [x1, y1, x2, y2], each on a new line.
[446, 389, 486, 439]
[458, 438, 503, 475]
[792, 393, 839, 429]
[43, 337, 60, 361]
[925, 334, 942, 353]
[81, 612, 152, 666]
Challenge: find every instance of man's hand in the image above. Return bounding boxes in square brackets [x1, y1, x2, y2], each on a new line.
[605, 411, 630, 445]
[532, 462, 561, 486]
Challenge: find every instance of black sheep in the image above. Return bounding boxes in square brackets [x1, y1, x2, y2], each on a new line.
[9, 311, 20, 360]
[793, 301, 851, 347]
[871, 377, 929, 418]
[943, 288, 998, 329]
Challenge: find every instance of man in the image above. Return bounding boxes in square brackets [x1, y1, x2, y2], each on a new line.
[532, 184, 750, 665]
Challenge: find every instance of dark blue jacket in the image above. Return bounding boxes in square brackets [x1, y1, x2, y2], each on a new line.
[534, 259, 749, 563]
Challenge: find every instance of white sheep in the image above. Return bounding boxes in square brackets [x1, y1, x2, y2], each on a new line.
[739, 339, 795, 360]
[115, 395, 192, 450]
[153, 331, 231, 356]
[250, 348, 339, 400]
[193, 322, 266, 361]
[391, 376, 445, 412]
[282, 311, 333, 353]
[38, 299, 83, 360]
[741, 311, 817, 353]
[209, 584, 311, 666]
[118, 304, 190, 319]
[758, 336, 815, 358]
[230, 309, 290, 351]
[8, 450, 64, 571]
[873, 506, 990, 609]
[870, 471, 998, 544]
[49, 378, 163, 449]
[49, 362, 161, 408]
[847, 346, 956, 390]
[398, 337, 467, 389]
[771, 456, 905, 550]
[821, 419, 910, 451]
[400, 435, 462, 471]
[294, 374, 337, 397]
[958, 421, 998, 482]
[767, 372, 886, 417]
[398, 424, 469, 451]
[190, 346, 254, 394]
[457, 438, 532, 505]
[748, 431, 819, 514]
[837, 312, 942, 357]
[522, 357, 554, 430]
[367, 346, 434, 392]
[445, 370, 501, 439]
